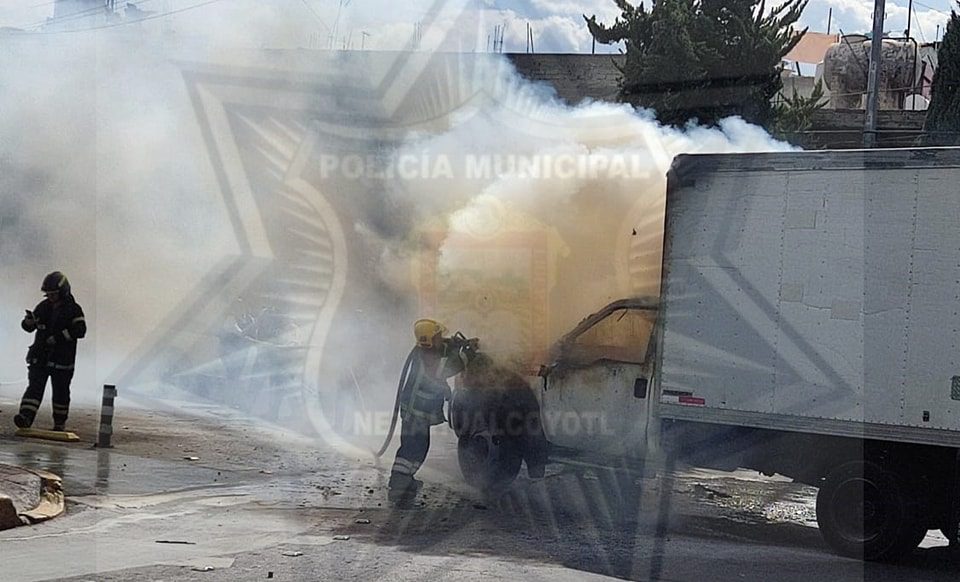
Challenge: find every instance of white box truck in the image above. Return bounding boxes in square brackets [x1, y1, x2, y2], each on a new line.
[454, 147, 960, 561]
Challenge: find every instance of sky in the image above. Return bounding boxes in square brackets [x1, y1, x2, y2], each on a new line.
[0, 0, 953, 52]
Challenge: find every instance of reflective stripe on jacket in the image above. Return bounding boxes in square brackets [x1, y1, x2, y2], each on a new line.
[399, 343, 465, 425]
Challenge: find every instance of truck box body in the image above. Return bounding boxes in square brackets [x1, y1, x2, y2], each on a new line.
[659, 148, 960, 447]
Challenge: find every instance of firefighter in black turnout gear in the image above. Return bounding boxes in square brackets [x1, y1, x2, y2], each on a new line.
[14, 272, 86, 431]
[388, 319, 476, 503]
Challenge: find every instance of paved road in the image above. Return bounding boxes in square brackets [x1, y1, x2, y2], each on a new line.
[2, 398, 960, 582]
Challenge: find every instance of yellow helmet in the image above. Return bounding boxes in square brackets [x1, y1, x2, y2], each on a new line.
[414, 318, 446, 348]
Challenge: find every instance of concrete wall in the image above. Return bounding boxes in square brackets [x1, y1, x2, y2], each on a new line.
[801, 109, 927, 148]
[507, 53, 624, 105]
[780, 75, 820, 101]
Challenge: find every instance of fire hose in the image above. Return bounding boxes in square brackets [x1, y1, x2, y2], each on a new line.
[373, 333, 479, 458]
[374, 347, 416, 458]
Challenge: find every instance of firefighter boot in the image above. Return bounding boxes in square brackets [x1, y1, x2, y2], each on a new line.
[387, 476, 423, 504]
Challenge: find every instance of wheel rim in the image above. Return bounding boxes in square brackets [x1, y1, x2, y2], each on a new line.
[468, 435, 490, 462]
[831, 477, 887, 544]
[459, 434, 494, 479]
[458, 431, 522, 490]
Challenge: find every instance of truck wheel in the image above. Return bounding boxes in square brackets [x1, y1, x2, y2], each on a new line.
[816, 460, 923, 561]
[457, 433, 522, 492]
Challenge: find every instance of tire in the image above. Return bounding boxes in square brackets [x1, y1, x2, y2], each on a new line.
[816, 460, 923, 561]
[448, 389, 476, 436]
[457, 432, 522, 491]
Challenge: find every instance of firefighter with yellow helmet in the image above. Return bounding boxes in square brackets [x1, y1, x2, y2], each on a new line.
[388, 318, 476, 502]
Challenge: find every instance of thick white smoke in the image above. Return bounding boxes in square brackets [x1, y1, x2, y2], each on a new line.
[0, 10, 790, 448]
[0, 33, 270, 402]
[369, 58, 792, 369]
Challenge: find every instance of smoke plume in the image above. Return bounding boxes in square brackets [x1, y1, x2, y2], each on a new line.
[0, 13, 790, 451]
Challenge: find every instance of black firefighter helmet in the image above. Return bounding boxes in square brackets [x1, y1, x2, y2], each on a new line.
[41, 271, 71, 298]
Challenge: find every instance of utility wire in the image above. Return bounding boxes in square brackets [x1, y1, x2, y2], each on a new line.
[298, 0, 331, 34]
[29, 0, 225, 35]
[21, 1, 131, 29]
[15, 0, 157, 31]
[913, 4, 928, 42]
[26, 0, 62, 8]
[912, 0, 950, 16]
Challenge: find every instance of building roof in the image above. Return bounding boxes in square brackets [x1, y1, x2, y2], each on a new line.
[785, 31, 840, 64]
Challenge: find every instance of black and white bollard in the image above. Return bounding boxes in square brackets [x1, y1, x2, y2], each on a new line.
[98, 384, 117, 448]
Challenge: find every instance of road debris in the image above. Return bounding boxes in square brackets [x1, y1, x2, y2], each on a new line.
[286, 535, 335, 546]
[693, 484, 732, 500]
[281, 550, 303, 557]
[355, 518, 371, 524]
[191, 566, 215, 572]
[316, 485, 341, 499]
[155, 540, 196, 545]
[333, 535, 351, 541]
[183, 456, 200, 461]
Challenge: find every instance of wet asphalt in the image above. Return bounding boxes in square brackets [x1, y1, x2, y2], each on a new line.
[3, 400, 960, 581]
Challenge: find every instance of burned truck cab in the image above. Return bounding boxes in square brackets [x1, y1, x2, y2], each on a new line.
[538, 297, 660, 460]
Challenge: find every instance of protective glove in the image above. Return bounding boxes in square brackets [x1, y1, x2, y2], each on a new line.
[21, 311, 38, 334]
[46, 335, 57, 346]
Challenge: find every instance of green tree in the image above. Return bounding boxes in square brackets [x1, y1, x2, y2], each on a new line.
[585, 0, 807, 128]
[923, 8, 960, 145]
[772, 79, 827, 144]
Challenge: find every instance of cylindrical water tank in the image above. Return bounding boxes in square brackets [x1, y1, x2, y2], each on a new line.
[822, 37, 917, 109]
